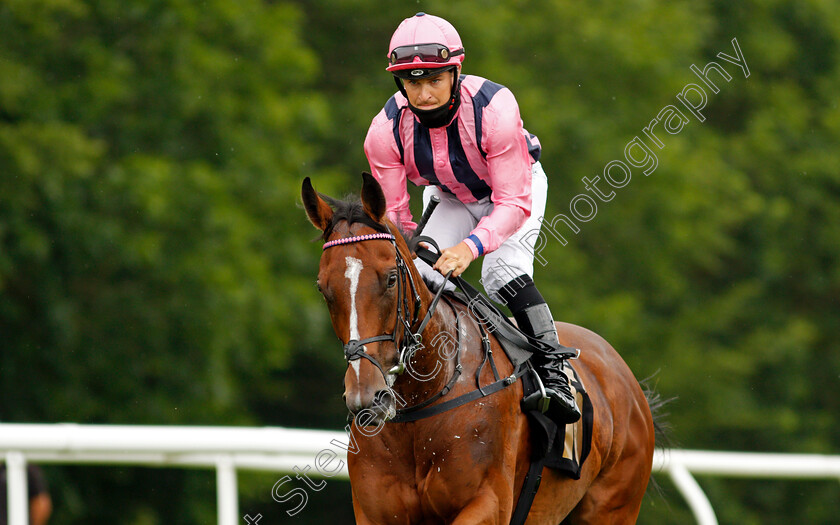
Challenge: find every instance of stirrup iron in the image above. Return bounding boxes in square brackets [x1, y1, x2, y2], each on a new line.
[521, 366, 550, 413]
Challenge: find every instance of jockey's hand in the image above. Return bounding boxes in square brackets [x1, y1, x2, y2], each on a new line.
[433, 241, 475, 278]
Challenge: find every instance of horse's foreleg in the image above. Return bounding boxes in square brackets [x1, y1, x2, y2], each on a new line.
[449, 484, 512, 525]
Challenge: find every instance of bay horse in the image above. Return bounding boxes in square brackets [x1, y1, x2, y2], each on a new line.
[302, 173, 655, 524]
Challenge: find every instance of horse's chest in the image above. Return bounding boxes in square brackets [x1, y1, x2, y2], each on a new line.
[351, 407, 522, 522]
[353, 433, 496, 519]
[412, 437, 498, 515]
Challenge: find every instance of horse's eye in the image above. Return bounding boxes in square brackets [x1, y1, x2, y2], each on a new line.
[387, 272, 398, 288]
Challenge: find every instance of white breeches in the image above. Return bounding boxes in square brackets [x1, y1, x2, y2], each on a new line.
[415, 161, 548, 303]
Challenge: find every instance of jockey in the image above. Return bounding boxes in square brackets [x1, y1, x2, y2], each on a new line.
[364, 13, 580, 424]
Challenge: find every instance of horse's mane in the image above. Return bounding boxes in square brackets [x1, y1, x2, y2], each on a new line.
[320, 194, 407, 241]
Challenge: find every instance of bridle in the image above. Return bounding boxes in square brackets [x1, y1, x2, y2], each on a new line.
[322, 229, 451, 382]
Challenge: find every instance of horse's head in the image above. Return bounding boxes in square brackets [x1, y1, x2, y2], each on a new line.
[302, 173, 428, 423]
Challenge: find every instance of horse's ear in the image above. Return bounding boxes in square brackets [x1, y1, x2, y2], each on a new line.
[361, 172, 386, 223]
[302, 177, 334, 232]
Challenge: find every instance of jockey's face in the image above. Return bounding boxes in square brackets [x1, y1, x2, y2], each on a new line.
[403, 69, 455, 110]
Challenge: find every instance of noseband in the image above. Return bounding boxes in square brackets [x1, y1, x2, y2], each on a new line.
[323, 231, 442, 381]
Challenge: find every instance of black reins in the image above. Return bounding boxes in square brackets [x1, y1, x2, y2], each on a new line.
[388, 239, 529, 423]
[323, 226, 527, 423]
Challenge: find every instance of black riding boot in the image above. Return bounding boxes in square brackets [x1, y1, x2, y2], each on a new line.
[514, 304, 581, 424]
[498, 274, 581, 424]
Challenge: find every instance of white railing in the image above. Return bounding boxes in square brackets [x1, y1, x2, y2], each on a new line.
[3, 423, 839, 525]
[1, 424, 348, 525]
[653, 449, 840, 524]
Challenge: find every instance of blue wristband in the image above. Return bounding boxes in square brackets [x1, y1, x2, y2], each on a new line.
[466, 234, 485, 256]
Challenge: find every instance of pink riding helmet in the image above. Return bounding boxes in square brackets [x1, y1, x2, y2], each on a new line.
[386, 13, 465, 78]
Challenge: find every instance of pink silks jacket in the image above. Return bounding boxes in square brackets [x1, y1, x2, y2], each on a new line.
[364, 74, 542, 259]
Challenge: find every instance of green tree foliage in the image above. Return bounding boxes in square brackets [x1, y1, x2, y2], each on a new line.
[1, 0, 839, 523]
[1, 0, 346, 522]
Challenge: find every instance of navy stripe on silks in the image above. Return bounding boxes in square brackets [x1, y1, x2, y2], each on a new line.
[447, 122, 492, 200]
[413, 122, 455, 195]
[472, 79, 505, 160]
[525, 133, 541, 162]
[384, 96, 405, 164]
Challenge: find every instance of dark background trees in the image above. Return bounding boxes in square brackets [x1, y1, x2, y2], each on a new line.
[1, 0, 838, 523]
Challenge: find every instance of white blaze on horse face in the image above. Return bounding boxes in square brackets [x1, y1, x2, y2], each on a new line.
[345, 256, 364, 383]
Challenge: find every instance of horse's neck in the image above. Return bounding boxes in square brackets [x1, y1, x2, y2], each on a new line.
[393, 298, 463, 407]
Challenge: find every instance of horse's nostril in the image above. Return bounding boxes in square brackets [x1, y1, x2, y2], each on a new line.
[373, 389, 394, 408]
